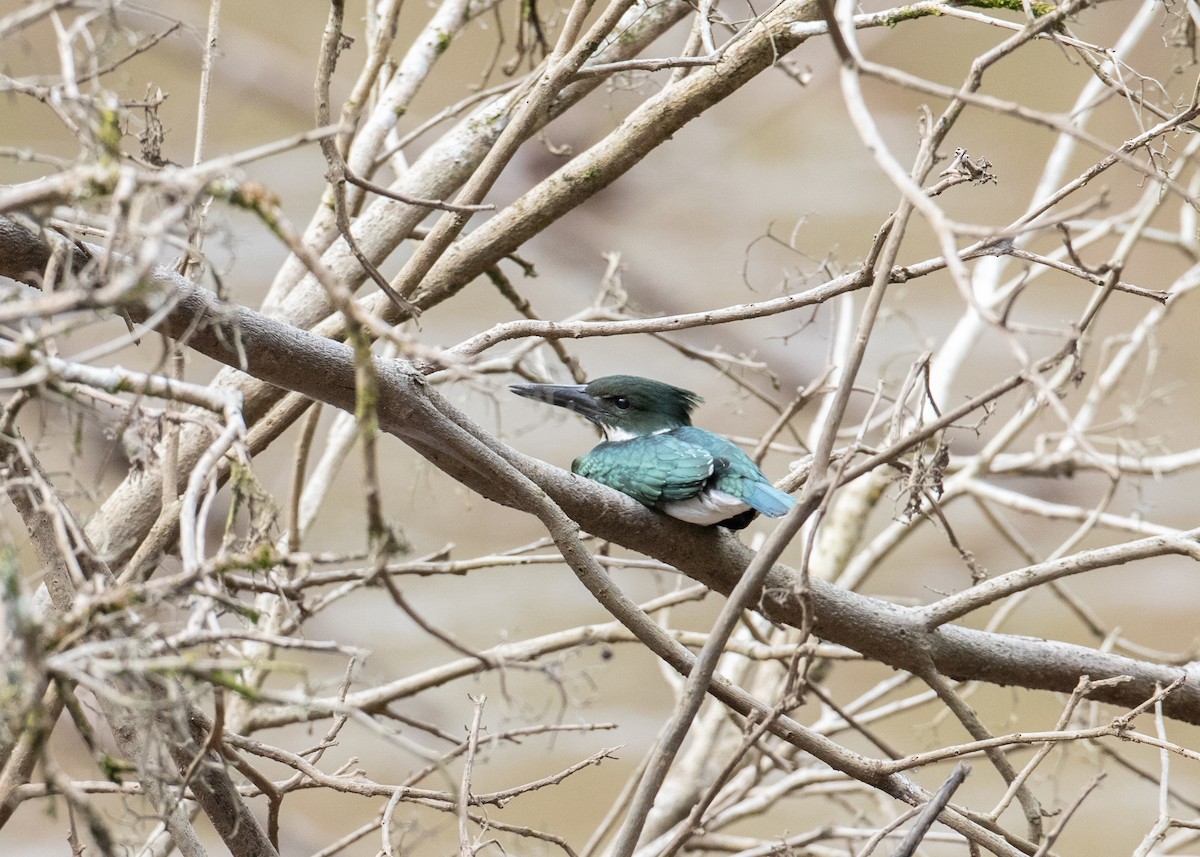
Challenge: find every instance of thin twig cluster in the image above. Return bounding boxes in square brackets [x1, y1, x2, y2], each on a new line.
[2, 1, 1200, 856]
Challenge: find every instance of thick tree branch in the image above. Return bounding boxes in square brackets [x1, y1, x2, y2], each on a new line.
[2, 218, 1197, 730]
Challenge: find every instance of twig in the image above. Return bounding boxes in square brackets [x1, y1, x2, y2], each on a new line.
[414, 696, 468, 857]
[887, 763, 970, 857]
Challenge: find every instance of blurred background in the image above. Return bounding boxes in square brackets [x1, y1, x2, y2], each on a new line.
[4, 0, 1200, 854]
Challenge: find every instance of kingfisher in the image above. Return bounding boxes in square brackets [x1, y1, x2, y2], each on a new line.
[510, 374, 795, 529]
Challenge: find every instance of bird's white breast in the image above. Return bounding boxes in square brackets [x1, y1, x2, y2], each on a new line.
[660, 489, 750, 526]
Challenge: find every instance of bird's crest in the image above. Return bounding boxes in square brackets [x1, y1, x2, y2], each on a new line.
[583, 375, 702, 429]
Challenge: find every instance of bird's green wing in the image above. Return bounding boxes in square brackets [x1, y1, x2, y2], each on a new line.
[572, 436, 714, 506]
[671, 426, 796, 517]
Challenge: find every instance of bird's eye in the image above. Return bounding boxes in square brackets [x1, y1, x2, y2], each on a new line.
[613, 396, 631, 410]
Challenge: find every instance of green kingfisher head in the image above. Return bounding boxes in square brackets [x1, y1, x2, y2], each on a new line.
[510, 374, 702, 441]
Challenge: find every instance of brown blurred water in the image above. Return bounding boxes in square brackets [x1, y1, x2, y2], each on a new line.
[4, 1, 1200, 854]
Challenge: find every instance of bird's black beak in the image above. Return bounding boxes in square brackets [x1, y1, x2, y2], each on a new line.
[510, 383, 605, 423]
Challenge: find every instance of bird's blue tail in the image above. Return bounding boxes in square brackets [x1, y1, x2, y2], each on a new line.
[742, 482, 795, 518]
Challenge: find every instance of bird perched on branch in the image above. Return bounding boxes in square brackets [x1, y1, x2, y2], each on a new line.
[510, 374, 795, 529]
